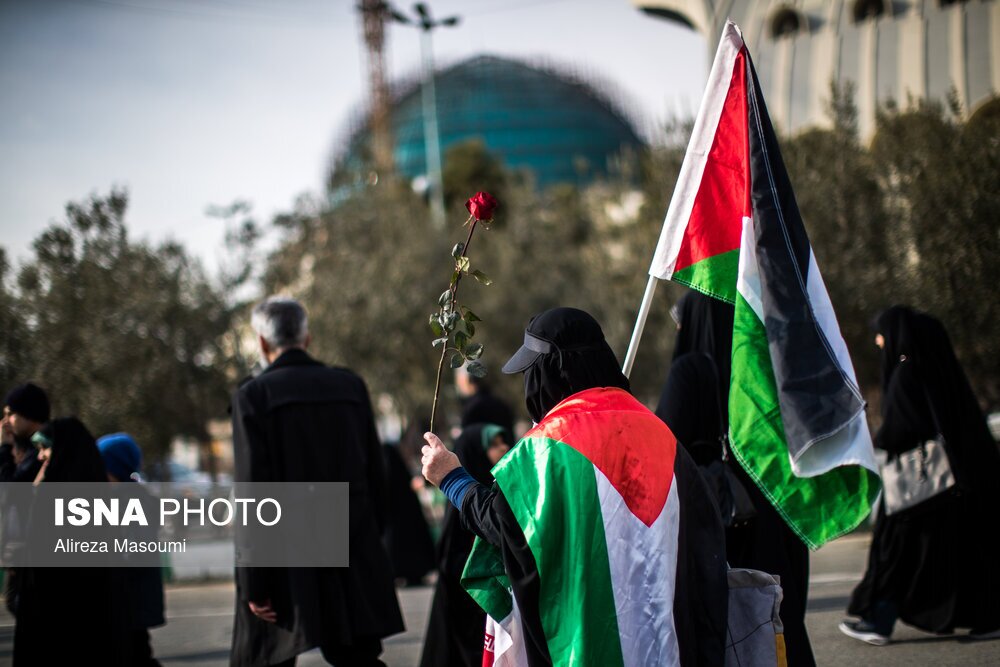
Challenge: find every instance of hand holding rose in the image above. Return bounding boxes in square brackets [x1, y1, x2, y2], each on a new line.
[421, 432, 461, 487]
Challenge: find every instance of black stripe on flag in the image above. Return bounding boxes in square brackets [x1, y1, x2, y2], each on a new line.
[744, 53, 865, 463]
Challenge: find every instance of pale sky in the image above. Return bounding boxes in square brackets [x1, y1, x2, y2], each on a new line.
[0, 0, 707, 275]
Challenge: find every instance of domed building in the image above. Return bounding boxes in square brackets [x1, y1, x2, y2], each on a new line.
[340, 55, 645, 187]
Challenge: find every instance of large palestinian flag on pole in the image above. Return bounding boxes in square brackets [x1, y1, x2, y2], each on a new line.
[649, 21, 880, 549]
[463, 387, 684, 666]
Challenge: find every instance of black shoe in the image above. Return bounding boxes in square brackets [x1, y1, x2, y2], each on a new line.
[839, 619, 891, 646]
[968, 627, 1000, 640]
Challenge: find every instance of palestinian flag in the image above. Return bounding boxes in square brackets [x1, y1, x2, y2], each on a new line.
[648, 21, 880, 548]
[463, 387, 684, 666]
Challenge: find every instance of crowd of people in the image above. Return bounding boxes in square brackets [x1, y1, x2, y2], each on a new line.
[2, 293, 998, 666]
[1, 386, 164, 665]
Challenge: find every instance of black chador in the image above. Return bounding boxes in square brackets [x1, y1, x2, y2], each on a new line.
[848, 306, 1000, 636]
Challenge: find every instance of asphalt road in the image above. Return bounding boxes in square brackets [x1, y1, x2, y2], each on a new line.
[1, 534, 997, 665]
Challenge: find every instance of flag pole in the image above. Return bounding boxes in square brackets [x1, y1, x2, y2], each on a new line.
[621, 275, 659, 379]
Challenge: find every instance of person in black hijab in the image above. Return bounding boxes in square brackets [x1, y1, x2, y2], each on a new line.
[381, 440, 437, 586]
[841, 306, 1000, 644]
[456, 369, 516, 439]
[660, 288, 817, 666]
[657, 352, 725, 467]
[421, 307, 728, 666]
[671, 291, 735, 408]
[13, 417, 130, 666]
[420, 423, 511, 667]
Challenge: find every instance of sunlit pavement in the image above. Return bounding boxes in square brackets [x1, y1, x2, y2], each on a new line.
[1, 533, 997, 666]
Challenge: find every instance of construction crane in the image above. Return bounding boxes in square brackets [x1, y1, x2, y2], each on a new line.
[357, 0, 401, 175]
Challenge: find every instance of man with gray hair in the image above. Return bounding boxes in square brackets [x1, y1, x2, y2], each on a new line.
[231, 296, 404, 667]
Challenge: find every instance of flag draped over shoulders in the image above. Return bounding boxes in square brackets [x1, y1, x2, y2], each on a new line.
[463, 387, 726, 666]
[648, 21, 880, 549]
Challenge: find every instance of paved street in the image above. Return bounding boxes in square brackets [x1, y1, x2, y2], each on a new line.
[1, 534, 997, 665]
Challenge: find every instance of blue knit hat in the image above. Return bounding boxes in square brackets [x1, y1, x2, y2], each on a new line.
[96, 433, 142, 482]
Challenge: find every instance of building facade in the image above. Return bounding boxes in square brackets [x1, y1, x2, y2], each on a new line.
[634, 0, 1000, 138]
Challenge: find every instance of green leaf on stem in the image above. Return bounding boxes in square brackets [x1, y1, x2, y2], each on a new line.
[429, 314, 443, 337]
[455, 331, 469, 351]
[451, 243, 464, 258]
[466, 361, 487, 378]
[472, 270, 492, 286]
[465, 343, 484, 360]
[450, 270, 460, 287]
[438, 290, 452, 307]
[463, 308, 482, 323]
[456, 256, 470, 273]
[450, 352, 465, 369]
[432, 337, 448, 348]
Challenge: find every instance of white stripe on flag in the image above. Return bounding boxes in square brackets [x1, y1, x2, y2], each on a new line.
[595, 468, 681, 667]
[484, 598, 528, 667]
[795, 251, 879, 477]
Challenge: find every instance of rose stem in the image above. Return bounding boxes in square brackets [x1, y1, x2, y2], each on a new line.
[429, 215, 479, 434]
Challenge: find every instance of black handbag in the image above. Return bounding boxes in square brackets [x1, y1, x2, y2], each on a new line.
[696, 436, 756, 527]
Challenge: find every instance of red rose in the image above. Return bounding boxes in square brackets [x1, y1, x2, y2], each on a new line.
[465, 191, 498, 221]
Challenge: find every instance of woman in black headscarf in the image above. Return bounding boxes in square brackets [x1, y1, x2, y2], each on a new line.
[841, 306, 1000, 644]
[420, 423, 511, 667]
[421, 307, 728, 666]
[13, 417, 130, 666]
[659, 289, 817, 666]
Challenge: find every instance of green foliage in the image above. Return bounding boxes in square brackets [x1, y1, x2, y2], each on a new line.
[782, 84, 1000, 406]
[3, 189, 242, 461]
[263, 180, 444, 419]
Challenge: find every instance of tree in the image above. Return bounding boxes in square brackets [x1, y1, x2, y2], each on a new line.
[11, 189, 236, 461]
[0, 249, 28, 393]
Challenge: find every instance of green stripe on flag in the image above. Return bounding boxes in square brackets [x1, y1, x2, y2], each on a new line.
[462, 536, 513, 621]
[729, 294, 881, 549]
[492, 436, 625, 666]
[671, 249, 740, 304]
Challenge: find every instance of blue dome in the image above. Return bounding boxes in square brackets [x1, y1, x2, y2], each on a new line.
[347, 55, 644, 187]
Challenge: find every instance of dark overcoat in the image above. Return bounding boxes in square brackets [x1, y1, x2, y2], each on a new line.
[229, 349, 404, 667]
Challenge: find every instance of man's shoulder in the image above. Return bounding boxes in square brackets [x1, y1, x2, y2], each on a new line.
[236, 362, 368, 409]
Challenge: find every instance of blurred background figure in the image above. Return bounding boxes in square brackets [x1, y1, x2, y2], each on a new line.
[14, 417, 129, 666]
[98, 432, 165, 666]
[656, 352, 755, 533]
[1, 383, 49, 483]
[230, 296, 403, 667]
[420, 422, 509, 667]
[841, 306, 1000, 645]
[658, 289, 817, 666]
[455, 366, 514, 438]
[381, 439, 436, 587]
[1, 383, 49, 614]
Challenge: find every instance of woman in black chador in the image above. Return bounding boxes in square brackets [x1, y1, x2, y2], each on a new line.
[13, 417, 130, 666]
[659, 289, 817, 666]
[419, 423, 510, 667]
[840, 306, 1000, 645]
[381, 440, 436, 586]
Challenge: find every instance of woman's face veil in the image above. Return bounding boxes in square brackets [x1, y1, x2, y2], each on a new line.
[502, 308, 630, 423]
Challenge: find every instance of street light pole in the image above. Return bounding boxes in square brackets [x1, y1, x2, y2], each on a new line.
[419, 27, 446, 228]
[390, 3, 459, 228]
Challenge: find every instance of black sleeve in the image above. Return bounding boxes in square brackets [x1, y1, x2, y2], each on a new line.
[876, 362, 936, 456]
[458, 481, 504, 546]
[230, 387, 272, 603]
[0, 444, 16, 482]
